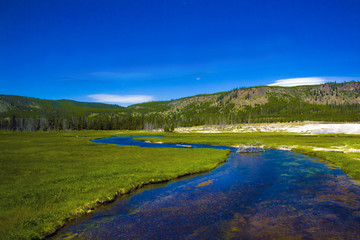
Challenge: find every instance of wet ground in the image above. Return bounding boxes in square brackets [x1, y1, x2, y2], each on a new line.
[53, 137, 360, 239]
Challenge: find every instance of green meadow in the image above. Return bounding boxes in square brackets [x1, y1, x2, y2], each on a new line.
[0, 131, 229, 239]
[1, 131, 360, 239]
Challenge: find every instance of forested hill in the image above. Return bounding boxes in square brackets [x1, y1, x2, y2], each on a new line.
[0, 95, 125, 116]
[1, 82, 360, 131]
[132, 81, 360, 112]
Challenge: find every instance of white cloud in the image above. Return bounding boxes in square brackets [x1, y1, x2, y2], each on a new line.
[88, 94, 154, 104]
[196, 77, 201, 80]
[268, 77, 326, 87]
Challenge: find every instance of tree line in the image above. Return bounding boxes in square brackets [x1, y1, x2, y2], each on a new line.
[1, 98, 360, 132]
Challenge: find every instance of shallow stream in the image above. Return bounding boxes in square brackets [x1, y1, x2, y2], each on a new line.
[53, 136, 360, 239]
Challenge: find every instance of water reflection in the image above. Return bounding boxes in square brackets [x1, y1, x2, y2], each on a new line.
[53, 137, 360, 239]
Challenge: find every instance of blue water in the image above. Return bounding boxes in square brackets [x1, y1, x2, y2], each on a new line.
[92, 136, 234, 151]
[53, 137, 360, 239]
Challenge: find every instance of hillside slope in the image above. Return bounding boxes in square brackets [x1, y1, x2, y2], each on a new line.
[1, 82, 360, 131]
[145, 82, 360, 112]
[131, 82, 360, 125]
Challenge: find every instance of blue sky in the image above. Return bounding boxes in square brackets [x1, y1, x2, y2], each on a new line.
[1, 0, 360, 106]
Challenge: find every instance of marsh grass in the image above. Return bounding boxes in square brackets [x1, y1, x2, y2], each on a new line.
[139, 132, 360, 180]
[0, 131, 229, 239]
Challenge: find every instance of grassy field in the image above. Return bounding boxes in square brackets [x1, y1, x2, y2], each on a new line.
[138, 132, 360, 180]
[2, 131, 360, 239]
[0, 131, 229, 239]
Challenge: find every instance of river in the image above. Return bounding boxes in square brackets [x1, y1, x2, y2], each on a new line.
[52, 136, 360, 239]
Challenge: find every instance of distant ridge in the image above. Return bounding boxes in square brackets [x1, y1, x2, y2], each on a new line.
[0, 95, 124, 117]
[1, 82, 360, 131]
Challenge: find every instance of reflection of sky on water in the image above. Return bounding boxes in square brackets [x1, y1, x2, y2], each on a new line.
[53, 137, 360, 239]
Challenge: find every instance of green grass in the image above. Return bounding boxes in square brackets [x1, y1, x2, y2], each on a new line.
[138, 132, 360, 180]
[0, 131, 229, 239]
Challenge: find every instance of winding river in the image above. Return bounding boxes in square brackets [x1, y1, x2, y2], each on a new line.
[53, 136, 360, 239]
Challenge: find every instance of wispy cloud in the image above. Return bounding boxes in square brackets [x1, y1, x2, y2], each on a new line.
[268, 76, 360, 87]
[88, 94, 154, 104]
[56, 77, 92, 82]
[83, 71, 212, 82]
[88, 72, 152, 79]
[268, 77, 326, 87]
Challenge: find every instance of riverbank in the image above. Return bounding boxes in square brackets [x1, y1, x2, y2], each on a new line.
[51, 141, 360, 240]
[138, 132, 360, 180]
[0, 131, 229, 239]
